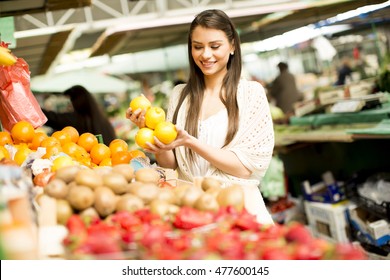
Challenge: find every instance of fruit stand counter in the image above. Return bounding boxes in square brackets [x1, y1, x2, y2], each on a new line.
[274, 122, 390, 197]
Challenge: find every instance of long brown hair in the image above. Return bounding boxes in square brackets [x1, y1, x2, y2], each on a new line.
[172, 9, 242, 162]
[64, 85, 116, 145]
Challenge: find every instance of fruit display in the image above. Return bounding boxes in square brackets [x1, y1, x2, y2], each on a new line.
[39, 163, 247, 224]
[0, 120, 367, 260]
[130, 95, 177, 149]
[33, 162, 365, 260]
[0, 121, 147, 170]
[62, 207, 366, 260]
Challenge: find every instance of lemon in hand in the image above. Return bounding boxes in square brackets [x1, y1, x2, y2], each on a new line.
[129, 95, 151, 112]
[135, 127, 155, 149]
[154, 121, 177, 144]
[145, 106, 166, 129]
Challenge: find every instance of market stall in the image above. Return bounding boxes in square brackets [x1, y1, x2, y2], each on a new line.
[274, 78, 390, 257]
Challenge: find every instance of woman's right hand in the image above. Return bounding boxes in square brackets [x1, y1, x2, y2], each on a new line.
[126, 107, 146, 128]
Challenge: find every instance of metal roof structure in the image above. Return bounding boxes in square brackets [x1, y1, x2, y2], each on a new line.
[0, 0, 388, 77]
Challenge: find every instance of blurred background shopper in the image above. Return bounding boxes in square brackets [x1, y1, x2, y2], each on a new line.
[42, 85, 116, 145]
[268, 62, 302, 115]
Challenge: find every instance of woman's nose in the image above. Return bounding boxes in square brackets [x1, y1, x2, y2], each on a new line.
[201, 47, 212, 58]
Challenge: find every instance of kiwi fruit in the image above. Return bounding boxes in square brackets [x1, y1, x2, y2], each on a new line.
[102, 173, 128, 195]
[205, 186, 222, 198]
[55, 165, 81, 183]
[149, 199, 171, 217]
[93, 166, 112, 176]
[181, 186, 203, 207]
[172, 183, 191, 205]
[67, 185, 95, 211]
[56, 199, 73, 225]
[201, 177, 222, 191]
[134, 168, 161, 184]
[129, 182, 159, 204]
[79, 207, 100, 221]
[116, 193, 144, 212]
[94, 186, 118, 218]
[195, 193, 219, 212]
[216, 184, 245, 212]
[124, 181, 144, 193]
[112, 164, 134, 182]
[156, 188, 176, 204]
[75, 169, 103, 190]
[44, 178, 69, 199]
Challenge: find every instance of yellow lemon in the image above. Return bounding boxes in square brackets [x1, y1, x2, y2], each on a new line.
[135, 127, 155, 149]
[129, 95, 151, 112]
[52, 156, 75, 172]
[154, 121, 177, 144]
[145, 106, 166, 129]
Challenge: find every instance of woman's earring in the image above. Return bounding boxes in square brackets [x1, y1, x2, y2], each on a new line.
[230, 52, 234, 55]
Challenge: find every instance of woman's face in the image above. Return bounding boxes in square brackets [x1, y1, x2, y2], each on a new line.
[191, 26, 234, 78]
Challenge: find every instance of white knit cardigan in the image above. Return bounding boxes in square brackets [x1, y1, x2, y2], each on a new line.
[166, 80, 275, 224]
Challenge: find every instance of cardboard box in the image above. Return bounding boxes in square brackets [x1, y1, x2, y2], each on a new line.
[302, 171, 346, 204]
[304, 200, 353, 243]
[318, 89, 345, 105]
[347, 205, 390, 246]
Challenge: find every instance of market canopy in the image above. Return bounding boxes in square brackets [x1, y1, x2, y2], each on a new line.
[3, 0, 389, 77]
[30, 71, 128, 94]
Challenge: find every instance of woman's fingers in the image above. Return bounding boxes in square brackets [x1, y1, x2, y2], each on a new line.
[127, 108, 146, 128]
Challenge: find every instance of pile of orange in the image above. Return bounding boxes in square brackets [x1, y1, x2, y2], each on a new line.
[1, 120, 147, 168]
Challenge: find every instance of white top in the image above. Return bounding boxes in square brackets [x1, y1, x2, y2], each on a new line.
[167, 79, 274, 185]
[189, 108, 228, 177]
[166, 79, 275, 225]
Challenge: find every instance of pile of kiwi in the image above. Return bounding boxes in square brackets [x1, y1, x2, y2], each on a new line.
[38, 164, 245, 225]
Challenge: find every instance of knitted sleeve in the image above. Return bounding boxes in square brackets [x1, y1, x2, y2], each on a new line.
[227, 80, 275, 181]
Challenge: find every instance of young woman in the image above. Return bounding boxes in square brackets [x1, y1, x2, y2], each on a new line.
[127, 9, 274, 224]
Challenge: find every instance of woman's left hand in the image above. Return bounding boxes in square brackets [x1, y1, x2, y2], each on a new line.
[143, 126, 192, 154]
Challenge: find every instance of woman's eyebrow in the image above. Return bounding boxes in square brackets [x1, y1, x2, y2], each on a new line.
[192, 40, 224, 44]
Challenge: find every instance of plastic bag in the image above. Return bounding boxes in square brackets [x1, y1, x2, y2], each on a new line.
[0, 56, 47, 131]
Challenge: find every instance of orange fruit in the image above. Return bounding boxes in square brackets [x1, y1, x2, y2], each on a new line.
[129, 95, 151, 112]
[62, 142, 80, 158]
[90, 143, 111, 165]
[42, 145, 63, 159]
[154, 121, 177, 144]
[145, 106, 166, 129]
[10, 120, 35, 144]
[61, 126, 79, 143]
[52, 130, 72, 146]
[0, 146, 10, 160]
[111, 150, 132, 166]
[73, 145, 91, 165]
[128, 149, 147, 159]
[109, 139, 128, 155]
[40, 136, 61, 148]
[0, 131, 13, 146]
[77, 132, 98, 152]
[99, 158, 112, 167]
[14, 145, 32, 165]
[135, 127, 155, 149]
[29, 131, 48, 150]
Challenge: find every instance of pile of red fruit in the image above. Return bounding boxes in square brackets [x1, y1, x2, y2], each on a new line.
[64, 206, 366, 260]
